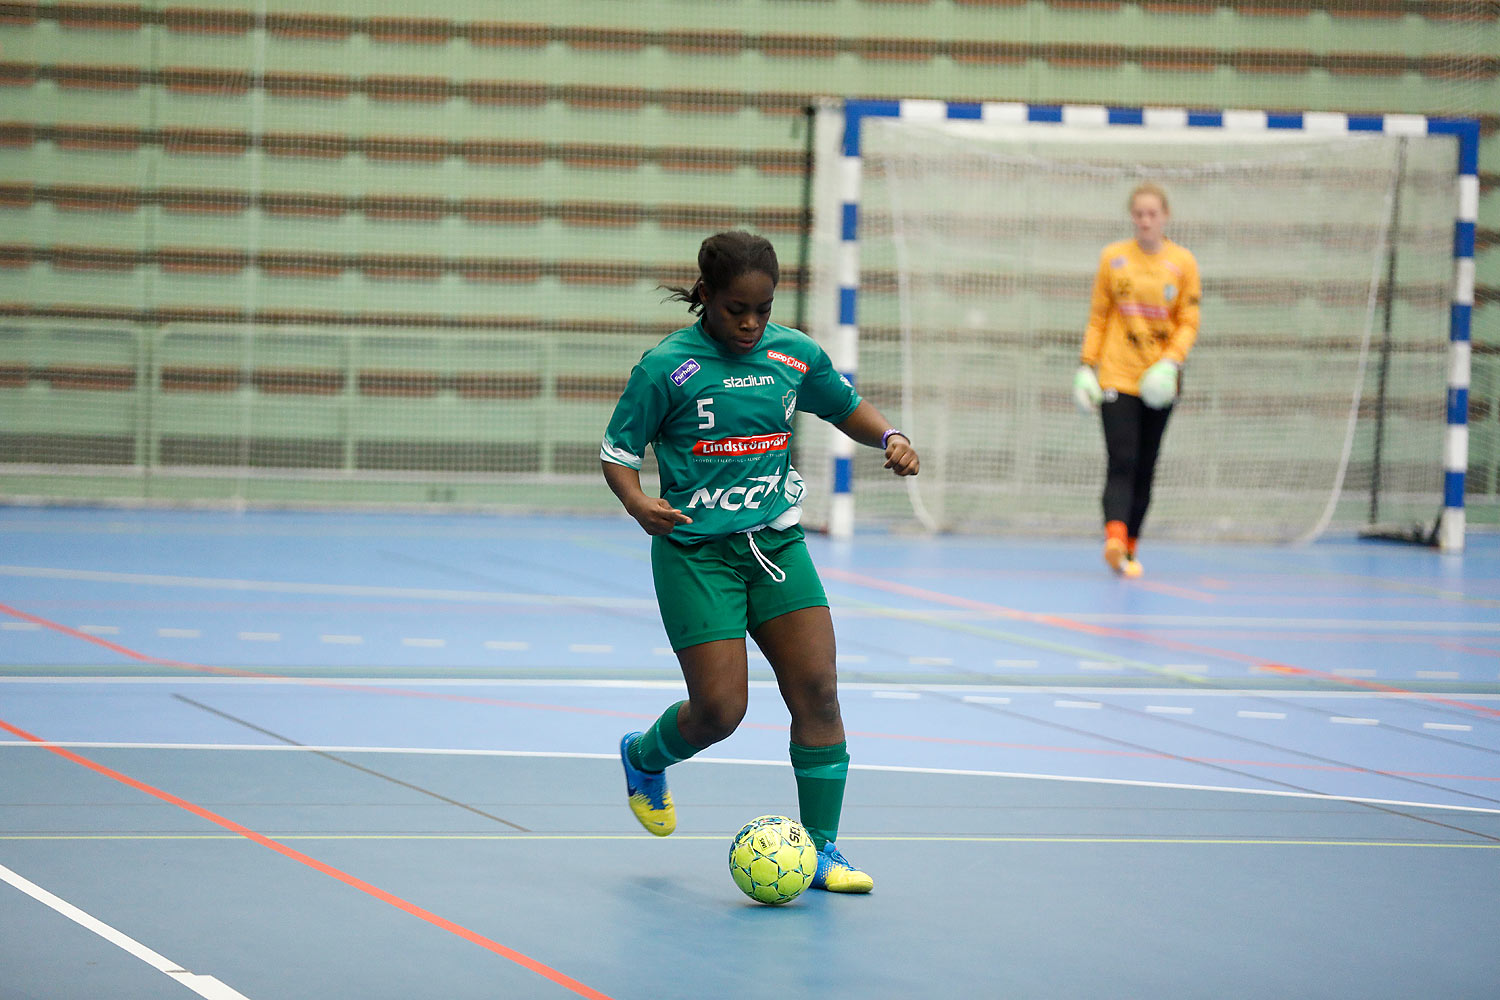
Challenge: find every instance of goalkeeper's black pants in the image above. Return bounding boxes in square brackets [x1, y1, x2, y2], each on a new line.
[1100, 393, 1173, 539]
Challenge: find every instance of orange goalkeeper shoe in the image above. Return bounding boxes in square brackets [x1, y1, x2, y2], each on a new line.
[1103, 537, 1129, 574]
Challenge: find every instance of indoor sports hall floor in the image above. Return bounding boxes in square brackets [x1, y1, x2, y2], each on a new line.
[1, 505, 1497, 1000]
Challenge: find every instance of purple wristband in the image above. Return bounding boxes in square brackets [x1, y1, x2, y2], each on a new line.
[881, 429, 906, 449]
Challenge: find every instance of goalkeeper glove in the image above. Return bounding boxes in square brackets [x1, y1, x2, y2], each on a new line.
[1139, 360, 1179, 409]
[1072, 365, 1102, 414]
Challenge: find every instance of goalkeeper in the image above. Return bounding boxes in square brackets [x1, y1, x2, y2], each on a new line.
[601, 231, 920, 893]
[1072, 182, 1200, 578]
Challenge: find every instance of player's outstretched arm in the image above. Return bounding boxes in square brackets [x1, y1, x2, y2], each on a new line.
[834, 400, 920, 477]
[601, 461, 693, 535]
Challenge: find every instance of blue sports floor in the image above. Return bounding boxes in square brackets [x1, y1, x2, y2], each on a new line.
[1, 506, 1497, 999]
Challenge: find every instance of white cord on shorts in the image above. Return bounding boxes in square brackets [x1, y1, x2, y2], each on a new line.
[743, 527, 787, 583]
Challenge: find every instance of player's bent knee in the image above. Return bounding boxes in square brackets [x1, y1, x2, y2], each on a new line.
[787, 679, 841, 727]
[685, 701, 746, 746]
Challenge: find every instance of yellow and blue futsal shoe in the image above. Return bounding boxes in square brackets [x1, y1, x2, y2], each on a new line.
[619, 732, 675, 836]
[811, 841, 873, 893]
[1122, 555, 1144, 579]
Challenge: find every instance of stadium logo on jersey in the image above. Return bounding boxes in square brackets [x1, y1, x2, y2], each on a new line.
[723, 375, 775, 388]
[783, 390, 797, 420]
[766, 350, 808, 373]
[1163, 283, 1176, 302]
[687, 474, 783, 512]
[691, 433, 790, 457]
[670, 359, 701, 386]
[1110, 255, 1126, 269]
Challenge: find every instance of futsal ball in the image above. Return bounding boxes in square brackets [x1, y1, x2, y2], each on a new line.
[728, 815, 818, 905]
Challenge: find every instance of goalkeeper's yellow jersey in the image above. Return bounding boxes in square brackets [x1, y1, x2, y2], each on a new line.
[1081, 238, 1201, 395]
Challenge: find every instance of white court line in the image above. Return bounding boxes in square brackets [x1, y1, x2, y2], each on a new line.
[1055, 699, 1102, 710]
[1238, 710, 1287, 720]
[236, 632, 280, 642]
[3, 741, 1497, 815]
[484, 641, 529, 651]
[1424, 722, 1474, 732]
[962, 695, 1012, 705]
[158, 628, 201, 639]
[1330, 716, 1380, 726]
[2, 621, 41, 631]
[1145, 705, 1195, 715]
[1078, 660, 1124, 672]
[401, 638, 446, 648]
[0, 862, 253, 1000]
[319, 635, 362, 645]
[568, 644, 613, 653]
[78, 625, 119, 635]
[1023, 613, 1500, 634]
[4, 676, 1499, 702]
[0, 564, 655, 608]
[873, 690, 921, 700]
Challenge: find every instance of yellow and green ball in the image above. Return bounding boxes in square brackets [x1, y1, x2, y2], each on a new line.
[728, 815, 818, 905]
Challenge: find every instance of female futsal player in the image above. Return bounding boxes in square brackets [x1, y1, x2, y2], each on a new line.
[601, 231, 919, 892]
[1072, 182, 1201, 578]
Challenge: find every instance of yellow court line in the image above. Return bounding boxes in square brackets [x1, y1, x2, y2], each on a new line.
[2, 833, 1496, 849]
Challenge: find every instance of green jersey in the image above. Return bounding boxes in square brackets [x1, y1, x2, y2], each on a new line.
[602, 319, 861, 545]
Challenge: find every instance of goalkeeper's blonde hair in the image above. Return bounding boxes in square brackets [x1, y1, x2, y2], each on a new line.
[1129, 182, 1169, 213]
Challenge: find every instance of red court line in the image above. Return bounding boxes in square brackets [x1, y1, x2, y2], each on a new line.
[0, 714, 617, 1000]
[1120, 578, 1219, 603]
[7, 602, 1498, 784]
[0, 602, 265, 678]
[821, 568, 1500, 720]
[1439, 640, 1500, 658]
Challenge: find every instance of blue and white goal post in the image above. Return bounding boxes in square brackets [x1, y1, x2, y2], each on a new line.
[805, 99, 1477, 553]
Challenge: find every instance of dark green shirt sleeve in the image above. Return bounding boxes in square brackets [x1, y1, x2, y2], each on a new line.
[601, 363, 669, 470]
[797, 344, 861, 423]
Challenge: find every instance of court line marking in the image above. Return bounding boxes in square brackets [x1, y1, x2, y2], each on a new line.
[829, 594, 1211, 683]
[3, 676, 1496, 701]
[0, 861, 254, 999]
[1024, 615, 1500, 633]
[0, 834, 1494, 849]
[4, 741, 1498, 814]
[0, 717, 616, 1000]
[820, 568, 1500, 718]
[0, 564, 655, 608]
[11, 561, 1497, 629]
[4, 606, 1496, 794]
[171, 694, 530, 832]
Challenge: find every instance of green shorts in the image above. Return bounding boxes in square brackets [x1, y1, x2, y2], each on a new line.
[651, 524, 829, 651]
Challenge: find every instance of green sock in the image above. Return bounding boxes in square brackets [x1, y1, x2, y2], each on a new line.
[789, 740, 849, 850]
[629, 701, 700, 773]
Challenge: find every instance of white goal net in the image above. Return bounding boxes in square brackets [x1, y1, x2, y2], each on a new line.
[803, 109, 1460, 544]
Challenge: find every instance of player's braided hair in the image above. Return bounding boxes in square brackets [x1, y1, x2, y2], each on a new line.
[662, 231, 780, 314]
